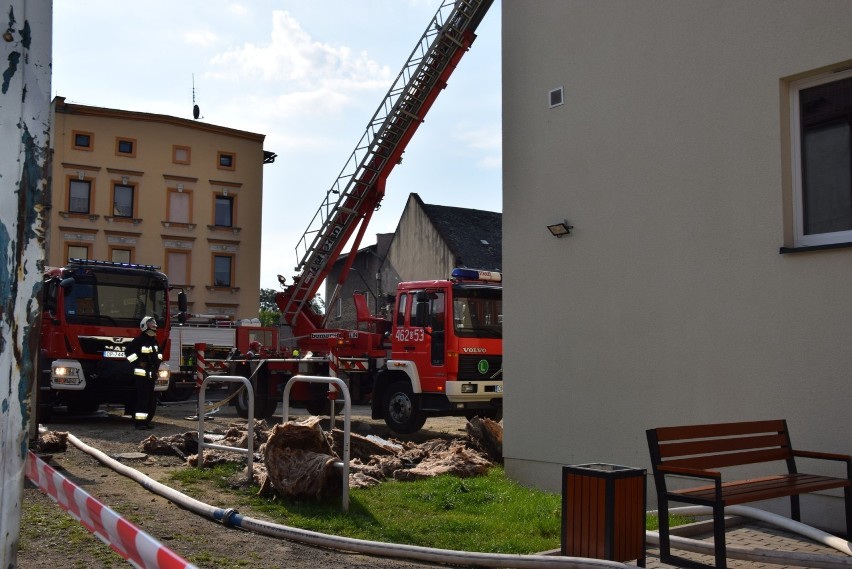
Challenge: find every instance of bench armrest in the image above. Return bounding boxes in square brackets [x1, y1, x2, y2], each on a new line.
[793, 449, 852, 479]
[656, 465, 721, 480]
[792, 449, 851, 462]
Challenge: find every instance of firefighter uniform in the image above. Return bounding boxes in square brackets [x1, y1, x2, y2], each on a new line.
[126, 316, 162, 429]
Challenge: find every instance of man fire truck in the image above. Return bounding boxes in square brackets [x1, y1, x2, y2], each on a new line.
[38, 259, 186, 422]
[266, 0, 502, 433]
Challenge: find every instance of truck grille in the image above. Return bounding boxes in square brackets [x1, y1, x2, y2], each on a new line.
[457, 355, 502, 381]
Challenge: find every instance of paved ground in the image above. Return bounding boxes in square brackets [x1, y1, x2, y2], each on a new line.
[637, 518, 852, 568]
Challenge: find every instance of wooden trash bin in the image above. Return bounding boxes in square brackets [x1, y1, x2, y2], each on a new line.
[562, 463, 646, 567]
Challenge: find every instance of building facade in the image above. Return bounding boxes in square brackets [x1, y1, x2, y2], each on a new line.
[502, 1, 852, 532]
[49, 97, 267, 320]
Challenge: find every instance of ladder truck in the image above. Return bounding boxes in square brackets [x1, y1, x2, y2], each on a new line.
[270, 0, 501, 434]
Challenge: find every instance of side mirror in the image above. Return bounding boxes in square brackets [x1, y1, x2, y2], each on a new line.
[59, 277, 75, 290]
[177, 290, 188, 323]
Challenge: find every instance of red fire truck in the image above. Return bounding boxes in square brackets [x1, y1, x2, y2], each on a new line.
[37, 259, 186, 422]
[262, 0, 501, 433]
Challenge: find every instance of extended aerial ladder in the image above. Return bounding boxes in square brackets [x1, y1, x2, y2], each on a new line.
[276, 0, 494, 335]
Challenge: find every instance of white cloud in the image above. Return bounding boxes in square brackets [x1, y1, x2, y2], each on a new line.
[207, 10, 391, 91]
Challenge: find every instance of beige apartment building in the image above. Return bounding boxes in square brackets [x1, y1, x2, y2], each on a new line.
[48, 97, 267, 321]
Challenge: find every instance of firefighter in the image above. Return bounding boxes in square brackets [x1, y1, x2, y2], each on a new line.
[246, 340, 262, 359]
[126, 316, 162, 430]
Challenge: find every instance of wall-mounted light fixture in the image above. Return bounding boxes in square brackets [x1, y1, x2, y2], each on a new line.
[547, 220, 573, 238]
[177, 183, 184, 192]
[77, 170, 85, 180]
[121, 176, 129, 185]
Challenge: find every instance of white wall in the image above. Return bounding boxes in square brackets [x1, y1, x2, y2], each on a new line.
[502, 0, 852, 531]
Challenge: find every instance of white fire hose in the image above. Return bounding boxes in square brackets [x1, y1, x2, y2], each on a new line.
[63, 433, 852, 568]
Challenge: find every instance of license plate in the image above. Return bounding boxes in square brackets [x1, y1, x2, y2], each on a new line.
[103, 350, 125, 358]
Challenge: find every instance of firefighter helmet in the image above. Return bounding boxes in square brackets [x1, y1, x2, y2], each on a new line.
[249, 340, 262, 352]
[140, 316, 157, 331]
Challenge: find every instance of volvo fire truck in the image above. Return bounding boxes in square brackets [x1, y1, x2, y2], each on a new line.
[37, 259, 186, 421]
[262, 0, 502, 433]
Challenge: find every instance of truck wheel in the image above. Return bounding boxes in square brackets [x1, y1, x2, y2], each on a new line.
[305, 396, 330, 416]
[383, 381, 427, 434]
[234, 384, 278, 420]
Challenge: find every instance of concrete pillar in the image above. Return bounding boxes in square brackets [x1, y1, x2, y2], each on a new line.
[0, 1, 52, 566]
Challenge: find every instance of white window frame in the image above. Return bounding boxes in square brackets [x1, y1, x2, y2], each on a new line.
[790, 67, 852, 247]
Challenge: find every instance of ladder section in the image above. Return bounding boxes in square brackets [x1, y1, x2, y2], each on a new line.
[281, 0, 493, 326]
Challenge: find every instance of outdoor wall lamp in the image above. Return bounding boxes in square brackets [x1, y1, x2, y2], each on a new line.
[547, 221, 573, 238]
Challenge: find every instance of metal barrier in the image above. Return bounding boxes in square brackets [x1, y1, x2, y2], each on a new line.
[282, 375, 351, 512]
[197, 375, 254, 481]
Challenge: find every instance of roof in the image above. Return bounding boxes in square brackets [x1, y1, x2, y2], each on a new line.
[413, 193, 502, 271]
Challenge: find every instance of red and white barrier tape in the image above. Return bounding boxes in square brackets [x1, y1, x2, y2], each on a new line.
[25, 451, 197, 569]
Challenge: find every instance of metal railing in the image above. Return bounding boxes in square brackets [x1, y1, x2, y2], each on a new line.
[196, 375, 254, 481]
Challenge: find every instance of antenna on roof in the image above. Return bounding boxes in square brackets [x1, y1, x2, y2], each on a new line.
[192, 74, 202, 120]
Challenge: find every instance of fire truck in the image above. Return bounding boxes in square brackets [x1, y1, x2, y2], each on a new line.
[37, 259, 186, 421]
[266, 0, 501, 433]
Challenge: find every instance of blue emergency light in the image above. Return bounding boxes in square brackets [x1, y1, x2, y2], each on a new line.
[451, 268, 502, 283]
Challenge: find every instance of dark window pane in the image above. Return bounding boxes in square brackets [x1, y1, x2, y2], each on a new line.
[214, 256, 231, 287]
[69, 180, 90, 213]
[802, 121, 852, 234]
[113, 184, 134, 217]
[74, 133, 90, 147]
[219, 154, 233, 167]
[215, 196, 233, 226]
[118, 140, 134, 154]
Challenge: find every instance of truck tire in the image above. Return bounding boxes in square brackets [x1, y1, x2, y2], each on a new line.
[383, 380, 427, 434]
[234, 384, 278, 420]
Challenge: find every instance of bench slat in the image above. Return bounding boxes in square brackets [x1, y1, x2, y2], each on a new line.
[662, 447, 791, 471]
[657, 433, 790, 459]
[653, 419, 786, 442]
[670, 473, 851, 505]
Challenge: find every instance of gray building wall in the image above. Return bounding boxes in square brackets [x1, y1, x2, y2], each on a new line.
[502, 0, 852, 532]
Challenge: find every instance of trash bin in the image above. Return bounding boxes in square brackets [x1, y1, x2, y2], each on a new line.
[562, 463, 646, 567]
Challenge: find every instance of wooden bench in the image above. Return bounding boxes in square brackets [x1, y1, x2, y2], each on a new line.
[646, 419, 851, 569]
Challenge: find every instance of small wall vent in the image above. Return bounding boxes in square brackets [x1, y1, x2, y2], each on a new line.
[549, 86, 564, 108]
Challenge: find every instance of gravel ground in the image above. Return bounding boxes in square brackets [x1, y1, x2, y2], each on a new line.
[18, 393, 470, 569]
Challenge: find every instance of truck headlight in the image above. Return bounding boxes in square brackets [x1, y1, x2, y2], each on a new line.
[155, 364, 171, 390]
[51, 360, 85, 389]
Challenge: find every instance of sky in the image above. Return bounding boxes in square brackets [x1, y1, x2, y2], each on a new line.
[51, 1, 502, 293]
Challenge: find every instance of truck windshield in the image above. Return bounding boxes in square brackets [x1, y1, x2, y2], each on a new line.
[62, 270, 168, 327]
[452, 286, 502, 339]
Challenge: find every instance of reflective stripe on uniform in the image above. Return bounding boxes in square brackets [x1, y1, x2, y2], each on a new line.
[134, 412, 148, 421]
[134, 368, 148, 376]
[127, 353, 139, 363]
[141, 346, 154, 354]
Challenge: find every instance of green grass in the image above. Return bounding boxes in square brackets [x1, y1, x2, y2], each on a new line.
[169, 464, 693, 555]
[19, 496, 122, 567]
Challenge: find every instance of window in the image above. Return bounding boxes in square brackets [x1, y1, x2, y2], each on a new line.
[167, 251, 189, 285]
[110, 248, 132, 264]
[215, 195, 234, 227]
[72, 130, 93, 150]
[217, 151, 236, 170]
[335, 297, 342, 319]
[168, 189, 192, 223]
[113, 183, 134, 218]
[115, 137, 136, 157]
[791, 69, 852, 247]
[173, 145, 191, 165]
[396, 293, 408, 326]
[68, 179, 91, 214]
[67, 244, 89, 261]
[213, 255, 233, 287]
